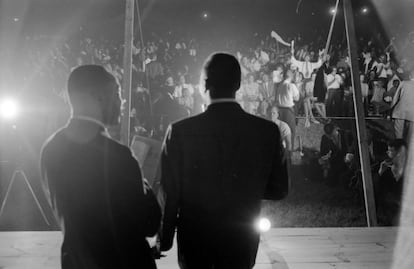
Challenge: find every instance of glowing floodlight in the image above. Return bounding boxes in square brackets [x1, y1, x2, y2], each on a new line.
[0, 98, 19, 120]
[256, 217, 271, 233]
[201, 11, 210, 21]
[330, 7, 337, 15]
[361, 7, 369, 14]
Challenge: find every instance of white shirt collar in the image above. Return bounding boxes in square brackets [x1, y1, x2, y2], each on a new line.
[71, 116, 107, 130]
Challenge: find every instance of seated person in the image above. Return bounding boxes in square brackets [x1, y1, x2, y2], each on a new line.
[319, 123, 354, 184]
[377, 139, 407, 224]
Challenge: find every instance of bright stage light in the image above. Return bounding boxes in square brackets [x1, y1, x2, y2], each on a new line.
[256, 217, 271, 233]
[361, 7, 369, 14]
[201, 11, 210, 21]
[0, 98, 19, 120]
[330, 7, 337, 15]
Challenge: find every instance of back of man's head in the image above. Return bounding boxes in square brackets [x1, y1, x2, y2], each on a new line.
[203, 52, 241, 99]
[68, 65, 117, 109]
[68, 65, 116, 98]
[67, 65, 121, 125]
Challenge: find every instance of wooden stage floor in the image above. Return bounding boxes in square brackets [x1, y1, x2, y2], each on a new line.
[0, 227, 397, 269]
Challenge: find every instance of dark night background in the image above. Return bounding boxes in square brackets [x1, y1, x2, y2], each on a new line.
[1, 0, 413, 45]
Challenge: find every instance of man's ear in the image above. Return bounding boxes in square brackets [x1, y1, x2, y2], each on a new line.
[234, 81, 241, 91]
[205, 78, 210, 93]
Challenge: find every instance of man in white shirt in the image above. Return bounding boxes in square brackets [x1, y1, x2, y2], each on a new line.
[325, 67, 344, 117]
[272, 64, 284, 84]
[271, 106, 292, 151]
[243, 74, 260, 115]
[392, 69, 414, 140]
[259, 73, 275, 117]
[275, 69, 300, 150]
[376, 53, 390, 86]
[291, 46, 324, 80]
[174, 75, 194, 98]
[362, 51, 378, 78]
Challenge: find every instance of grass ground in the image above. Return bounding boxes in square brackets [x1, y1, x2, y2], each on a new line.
[262, 119, 369, 228]
[262, 118, 395, 227]
[262, 163, 368, 227]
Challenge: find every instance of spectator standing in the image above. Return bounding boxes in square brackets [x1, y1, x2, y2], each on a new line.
[313, 60, 330, 120]
[391, 69, 414, 140]
[178, 87, 194, 114]
[270, 106, 292, 151]
[362, 51, 378, 78]
[325, 67, 343, 117]
[291, 46, 324, 80]
[376, 53, 391, 86]
[174, 75, 194, 98]
[383, 79, 400, 108]
[370, 80, 386, 115]
[259, 73, 275, 118]
[275, 69, 300, 150]
[304, 72, 320, 127]
[243, 74, 260, 114]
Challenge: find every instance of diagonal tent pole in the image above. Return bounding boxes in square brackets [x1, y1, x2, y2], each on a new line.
[324, 0, 340, 54]
[343, 0, 377, 226]
[135, 0, 154, 135]
[121, 0, 135, 146]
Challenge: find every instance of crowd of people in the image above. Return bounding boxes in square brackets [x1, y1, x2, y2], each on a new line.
[4, 29, 413, 224]
[8, 30, 413, 142]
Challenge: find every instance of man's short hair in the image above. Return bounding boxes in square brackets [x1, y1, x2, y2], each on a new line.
[67, 65, 117, 100]
[323, 123, 337, 135]
[388, 139, 407, 151]
[203, 52, 241, 98]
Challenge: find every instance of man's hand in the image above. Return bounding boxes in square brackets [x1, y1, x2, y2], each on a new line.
[319, 48, 325, 57]
[380, 160, 392, 169]
[148, 235, 166, 259]
[321, 150, 332, 161]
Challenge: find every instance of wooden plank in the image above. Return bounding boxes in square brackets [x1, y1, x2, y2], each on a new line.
[265, 227, 396, 236]
[0, 228, 396, 269]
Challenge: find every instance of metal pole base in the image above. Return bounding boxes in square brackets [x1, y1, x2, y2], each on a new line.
[0, 169, 50, 226]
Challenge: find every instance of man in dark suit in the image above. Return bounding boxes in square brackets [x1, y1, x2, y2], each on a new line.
[159, 53, 289, 269]
[40, 65, 161, 269]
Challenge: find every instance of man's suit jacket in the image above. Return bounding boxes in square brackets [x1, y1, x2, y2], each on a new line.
[40, 118, 161, 269]
[160, 102, 289, 267]
[392, 80, 414, 122]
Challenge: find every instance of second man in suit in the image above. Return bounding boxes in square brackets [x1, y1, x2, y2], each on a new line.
[159, 52, 289, 269]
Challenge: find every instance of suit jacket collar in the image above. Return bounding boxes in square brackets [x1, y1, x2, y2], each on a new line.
[206, 101, 243, 114]
[68, 117, 110, 139]
[71, 116, 107, 130]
